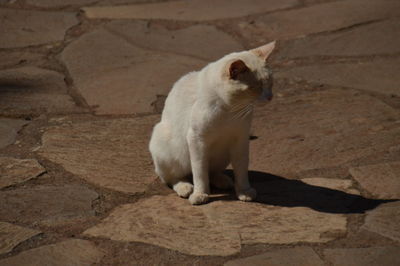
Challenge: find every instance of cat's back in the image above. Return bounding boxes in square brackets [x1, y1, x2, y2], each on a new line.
[162, 71, 199, 121]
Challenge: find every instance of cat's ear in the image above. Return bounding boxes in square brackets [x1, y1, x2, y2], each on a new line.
[251, 41, 276, 61]
[229, 59, 249, 80]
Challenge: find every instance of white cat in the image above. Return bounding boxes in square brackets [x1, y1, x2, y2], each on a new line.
[149, 42, 275, 205]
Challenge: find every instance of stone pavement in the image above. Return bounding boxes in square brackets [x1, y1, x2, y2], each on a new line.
[0, 0, 399, 265]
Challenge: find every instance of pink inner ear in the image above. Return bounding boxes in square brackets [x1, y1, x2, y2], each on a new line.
[252, 41, 276, 60]
[229, 60, 248, 79]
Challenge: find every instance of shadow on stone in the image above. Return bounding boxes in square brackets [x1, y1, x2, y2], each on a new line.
[213, 170, 395, 214]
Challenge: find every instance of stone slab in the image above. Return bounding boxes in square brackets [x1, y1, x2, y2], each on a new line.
[0, 222, 41, 255]
[250, 89, 400, 176]
[82, 0, 299, 21]
[278, 19, 400, 59]
[277, 58, 400, 97]
[0, 185, 98, 226]
[350, 162, 400, 199]
[39, 116, 158, 194]
[26, 0, 97, 8]
[84, 194, 347, 256]
[0, 119, 29, 149]
[0, 67, 81, 116]
[225, 247, 324, 266]
[105, 21, 243, 60]
[301, 178, 360, 195]
[61, 28, 206, 114]
[0, 157, 45, 189]
[239, 0, 400, 43]
[362, 201, 400, 242]
[26, 0, 175, 8]
[0, 51, 44, 70]
[324, 247, 400, 266]
[0, 8, 78, 48]
[0, 239, 104, 266]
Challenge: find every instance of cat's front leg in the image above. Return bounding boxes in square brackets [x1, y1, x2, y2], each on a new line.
[187, 128, 210, 205]
[231, 137, 257, 201]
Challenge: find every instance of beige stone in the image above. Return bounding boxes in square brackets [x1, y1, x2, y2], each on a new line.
[0, 67, 81, 116]
[349, 162, 400, 199]
[61, 28, 206, 114]
[0, 185, 98, 226]
[39, 116, 158, 194]
[362, 201, 400, 242]
[225, 247, 324, 266]
[0, 157, 45, 189]
[105, 21, 243, 60]
[0, 8, 77, 48]
[324, 247, 400, 266]
[84, 194, 347, 256]
[301, 178, 360, 195]
[276, 58, 400, 97]
[0, 119, 29, 149]
[82, 0, 298, 21]
[278, 19, 400, 59]
[239, 0, 400, 43]
[249, 89, 400, 176]
[0, 222, 41, 255]
[0, 239, 104, 266]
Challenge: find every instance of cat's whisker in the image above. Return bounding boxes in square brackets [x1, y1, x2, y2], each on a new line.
[230, 103, 254, 120]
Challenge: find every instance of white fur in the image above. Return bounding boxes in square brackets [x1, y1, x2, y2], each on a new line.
[149, 42, 275, 205]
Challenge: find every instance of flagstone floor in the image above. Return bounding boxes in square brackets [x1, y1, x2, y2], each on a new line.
[0, 0, 399, 265]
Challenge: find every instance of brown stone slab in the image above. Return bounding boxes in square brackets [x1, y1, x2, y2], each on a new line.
[0, 51, 44, 69]
[324, 247, 400, 266]
[0, 239, 104, 266]
[61, 28, 206, 114]
[278, 19, 400, 59]
[0, 119, 29, 149]
[362, 201, 400, 242]
[249, 89, 400, 176]
[0, 67, 82, 116]
[0, 185, 98, 226]
[225, 247, 324, 266]
[0, 157, 45, 189]
[25, 0, 97, 8]
[239, 0, 400, 43]
[26, 0, 168, 8]
[82, 0, 299, 21]
[0, 222, 41, 255]
[39, 116, 158, 194]
[0, 8, 77, 48]
[350, 162, 400, 199]
[276, 58, 400, 97]
[105, 21, 243, 61]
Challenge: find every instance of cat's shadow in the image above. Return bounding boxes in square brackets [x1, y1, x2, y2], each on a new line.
[210, 170, 395, 214]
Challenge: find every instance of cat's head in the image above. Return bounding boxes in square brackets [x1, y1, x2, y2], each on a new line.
[216, 41, 275, 106]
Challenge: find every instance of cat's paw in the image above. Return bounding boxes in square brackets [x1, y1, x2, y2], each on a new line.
[173, 182, 194, 198]
[189, 192, 209, 205]
[237, 187, 257, 202]
[211, 174, 234, 190]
